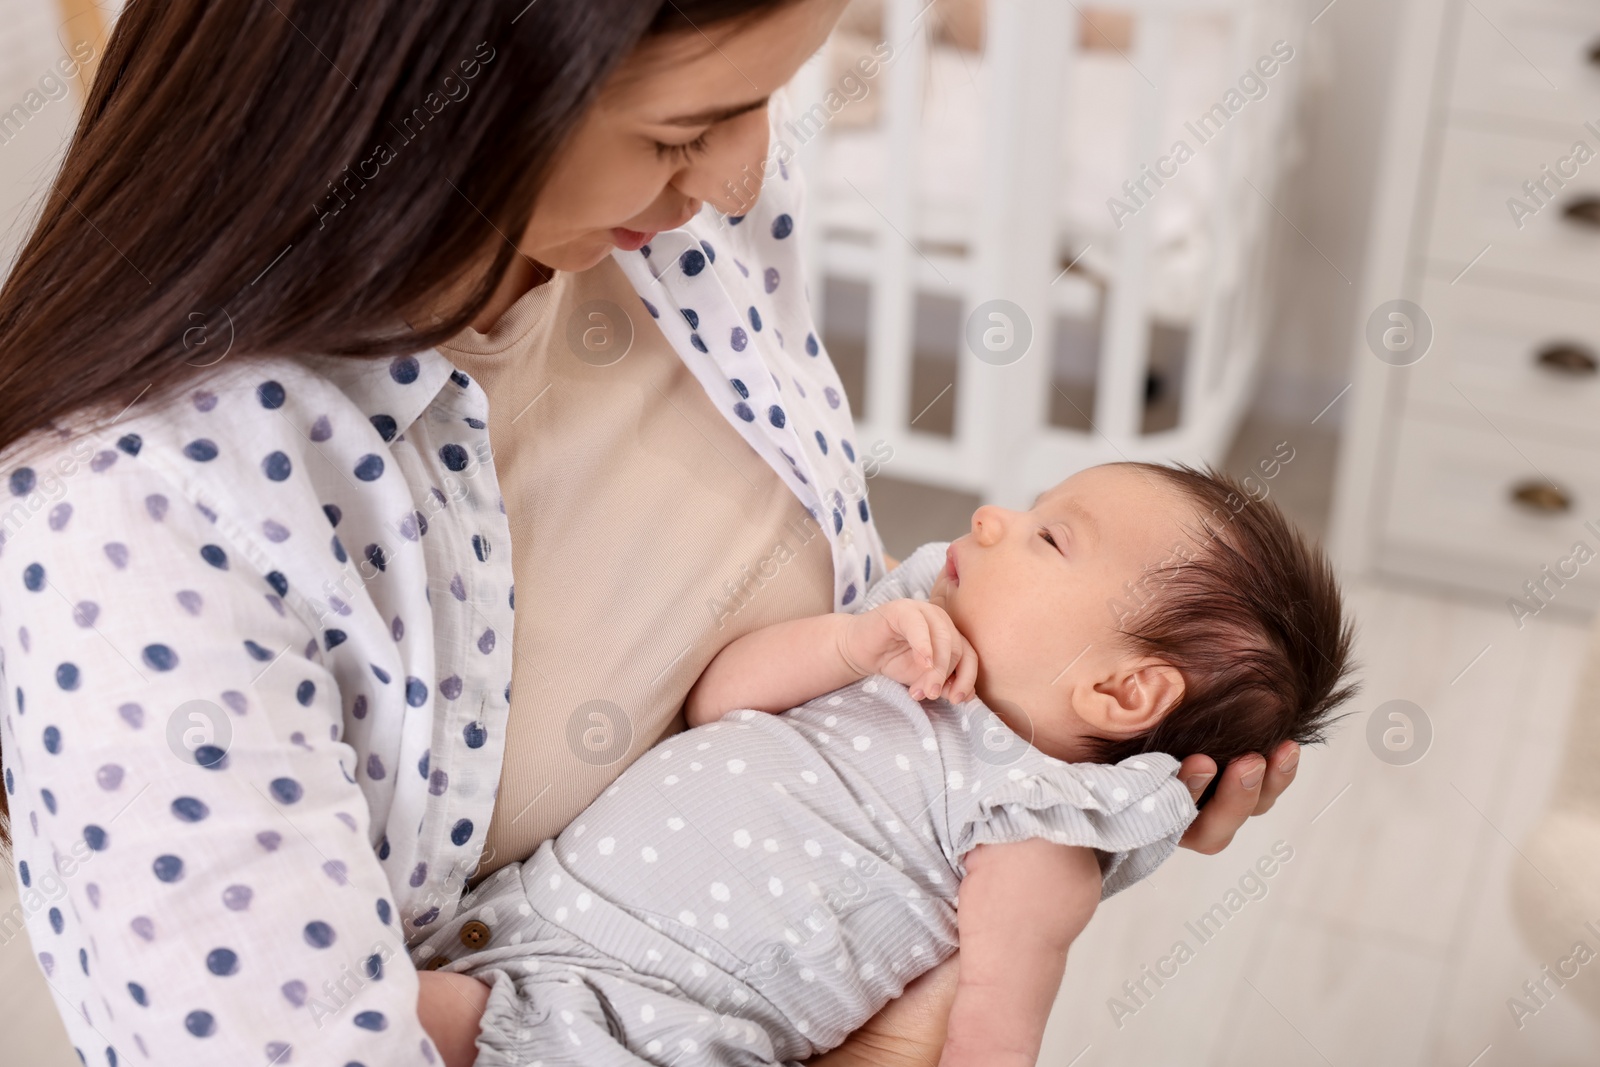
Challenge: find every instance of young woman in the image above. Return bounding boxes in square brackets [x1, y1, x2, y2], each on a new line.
[0, 2, 1301, 1064]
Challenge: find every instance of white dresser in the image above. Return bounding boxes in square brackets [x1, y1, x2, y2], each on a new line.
[1331, 0, 1600, 618]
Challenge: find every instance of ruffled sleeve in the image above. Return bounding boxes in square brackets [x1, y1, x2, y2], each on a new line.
[946, 751, 1198, 900]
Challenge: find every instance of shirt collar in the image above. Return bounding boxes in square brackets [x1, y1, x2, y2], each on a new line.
[297, 348, 462, 436]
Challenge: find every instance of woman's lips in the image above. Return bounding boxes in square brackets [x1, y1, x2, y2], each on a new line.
[611, 227, 657, 252]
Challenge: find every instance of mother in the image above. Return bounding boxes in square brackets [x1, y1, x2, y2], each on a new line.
[0, 1, 1299, 1064]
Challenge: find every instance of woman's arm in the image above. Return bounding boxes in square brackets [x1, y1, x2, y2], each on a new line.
[0, 458, 439, 1066]
[938, 841, 1100, 1067]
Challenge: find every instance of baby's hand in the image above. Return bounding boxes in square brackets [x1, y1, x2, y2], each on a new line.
[839, 598, 979, 703]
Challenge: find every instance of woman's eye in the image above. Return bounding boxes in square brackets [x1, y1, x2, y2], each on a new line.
[655, 131, 712, 163]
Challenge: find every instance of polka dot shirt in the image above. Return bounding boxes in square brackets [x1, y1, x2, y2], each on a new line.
[0, 112, 883, 1065]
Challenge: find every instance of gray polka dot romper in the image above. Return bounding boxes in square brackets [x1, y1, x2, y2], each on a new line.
[414, 542, 1199, 1066]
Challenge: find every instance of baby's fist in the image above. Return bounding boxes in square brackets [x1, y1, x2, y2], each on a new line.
[839, 599, 979, 704]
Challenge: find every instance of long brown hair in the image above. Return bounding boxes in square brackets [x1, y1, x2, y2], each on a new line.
[0, 0, 798, 854]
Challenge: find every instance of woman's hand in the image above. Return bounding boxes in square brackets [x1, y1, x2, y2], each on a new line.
[1176, 739, 1300, 854]
[805, 952, 959, 1066]
[839, 599, 979, 704]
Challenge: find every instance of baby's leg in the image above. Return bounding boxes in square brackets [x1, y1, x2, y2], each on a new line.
[411, 861, 798, 1067]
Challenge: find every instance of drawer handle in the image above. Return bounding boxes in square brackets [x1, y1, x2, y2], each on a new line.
[1510, 480, 1573, 514]
[1562, 196, 1600, 228]
[1534, 342, 1599, 376]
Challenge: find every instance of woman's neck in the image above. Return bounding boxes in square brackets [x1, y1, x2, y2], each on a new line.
[471, 255, 557, 333]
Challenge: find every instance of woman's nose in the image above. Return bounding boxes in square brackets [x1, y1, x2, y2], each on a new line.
[673, 106, 773, 216]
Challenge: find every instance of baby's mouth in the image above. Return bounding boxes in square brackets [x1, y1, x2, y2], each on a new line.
[943, 544, 959, 586]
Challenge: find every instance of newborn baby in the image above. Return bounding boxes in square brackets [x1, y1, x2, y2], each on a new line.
[411, 461, 1357, 1067]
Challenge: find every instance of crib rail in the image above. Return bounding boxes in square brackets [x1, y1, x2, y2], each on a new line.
[793, 0, 1303, 507]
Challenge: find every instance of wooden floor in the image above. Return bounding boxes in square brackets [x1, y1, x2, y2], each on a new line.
[1039, 578, 1600, 1067]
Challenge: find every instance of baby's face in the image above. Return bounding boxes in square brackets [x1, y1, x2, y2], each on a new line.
[927, 464, 1200, 755]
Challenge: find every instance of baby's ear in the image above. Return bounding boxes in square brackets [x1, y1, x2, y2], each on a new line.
[1084, 661, 1184, 736]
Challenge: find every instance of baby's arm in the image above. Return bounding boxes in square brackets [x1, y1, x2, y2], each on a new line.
[685, 600, 978, 727]
[940, 840, 1102, 1067]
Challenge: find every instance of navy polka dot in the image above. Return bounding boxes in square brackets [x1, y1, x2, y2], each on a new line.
[364, 952, 384, 980]
[56, 663, 80, 690]
[127, 982, 146, 1006]
[256, 381, 286, 409]
[641, 297, 659, 318]
[116, 434, 142, 456]
[353, 1011, 387, 1032]
[296, 680, 316, 706]
[303, 921, 336, 948]
[772, 213, 794, 239]
[262, 452, 291, 480]
[142, 644, 178, 671]
[43, 726, 61, 754]
[439, 444, 469, 472]
[171, 797, 209, 822]
[749, 307, 763, 331]
[814, 430, 828, 455]
[681, 309, 699, 329]
[730, 378, 749, 399]
[152, 855, 184, 881]
[765, 267, 780, 293]
[270, 778, 303, 804]
[376, 898, 392, 925]
[206, 947, 239, 976]
[730, 327, 748, 351]
[450, 818, 473, 845]
[370, 414, 397, 442]
[353, 454, 384, 481]
[690, 333, 708, 354]
[325, 628, 347, 650]
[768, 406, 786, 429]
[200, 545, 228, 569]
[699, 240, 716, 263]
[10, 467, 36, 495]
[184, 1010, 215, 1038]
[266, 571, 289, 596]
[463, 721, 486, 748]
[390, 356, 420, 384]
[23, 562, 45, 591]
[806, 333, 819, 356]
[859, 498, 871, 523]
[48, 907, 63, 933]
[405, 677, 428, 707]
[679, 249, 706, 276]
[733, 402, 754, 422]
[184, 439, 219, 462]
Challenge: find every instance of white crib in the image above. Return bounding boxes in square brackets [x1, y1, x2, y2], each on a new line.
[787, 0, 1305, 508]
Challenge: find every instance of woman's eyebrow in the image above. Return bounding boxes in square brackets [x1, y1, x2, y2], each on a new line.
[657, 96, 769, 127]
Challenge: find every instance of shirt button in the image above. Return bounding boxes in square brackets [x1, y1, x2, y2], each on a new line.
[459, 920, 491, 949]
[423, 955, 451, 971]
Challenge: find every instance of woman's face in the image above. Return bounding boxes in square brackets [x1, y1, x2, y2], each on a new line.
[521, 0, 851, 271]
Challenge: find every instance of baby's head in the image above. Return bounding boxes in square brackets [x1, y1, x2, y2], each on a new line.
[927, 461, 1358, 770]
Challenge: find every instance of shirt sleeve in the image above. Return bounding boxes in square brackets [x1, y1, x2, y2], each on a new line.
[0, 448, 439, 1066]
[859, 540, 949, 611]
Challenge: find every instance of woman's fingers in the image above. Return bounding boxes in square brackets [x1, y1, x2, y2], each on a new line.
[1254, 740, 1300, 816]
[1178, 752, 1266, 855]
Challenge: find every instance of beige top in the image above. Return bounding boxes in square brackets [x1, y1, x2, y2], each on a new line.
[440, 255, 835, 883]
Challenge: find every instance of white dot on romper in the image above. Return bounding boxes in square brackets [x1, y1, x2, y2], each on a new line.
[647, 949, 663, 961]
[885, 819, 900, 833]
[862, 679, 878, 693]
[679, 910, 697, 926]
[664, 775, 679, 785]
[727, 759, 746, 774]
[555, 906, 568, 921]
[714, 913, 729, 929]
[1130, 760, 1148, 770]
[597, 837, 615, 855]
[817, 732, 830, 744]
[840, 851, 856, 867]
[667, 817, 685, 831]
[577, 893, 592, 911]
[784, 928, 800, 944]
[827, 696, 843, 706]
[801, 770, 818, 784]
[800, 968, 815, 982]
[948, 771, 964, 790]
[681, 1039, 699, 1054]
[763, 838, 778, 852]
[772, 781, 788, 795]
[510, 932, 523, 945]
[1113, 788, 1129, 802]
[922, 737, 937, 752]
[697, 741, 711, 751]
[853, 735, 871, 751]
[1008, 767, 1026, 781]
[896, 755, 910, 771]
[565, 852, 577, 863]
[691, 962, 707, 977]
[824, 715, 838, 727]
[647, 1040, 662, 1054]
[733, 829, 751, 848]
[769, 876, 784, 895]
[641, 846, 658, 862]
[659, 749, 673, 761]
[561, 1010, 574, 1024]
[804, 839, 821, 857]
[642, 1004, 655, 1022]
[690, 762, 702, 771]
[518, 902, 533, 917]
[1142, 796, 1156, 812]
[798, 1020, 812, 1034]
[710, 881, 730, 901]
[606, 785, 619, 796]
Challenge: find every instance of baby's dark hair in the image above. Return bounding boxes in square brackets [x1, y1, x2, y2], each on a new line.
[1083, 462, 1359, 771]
